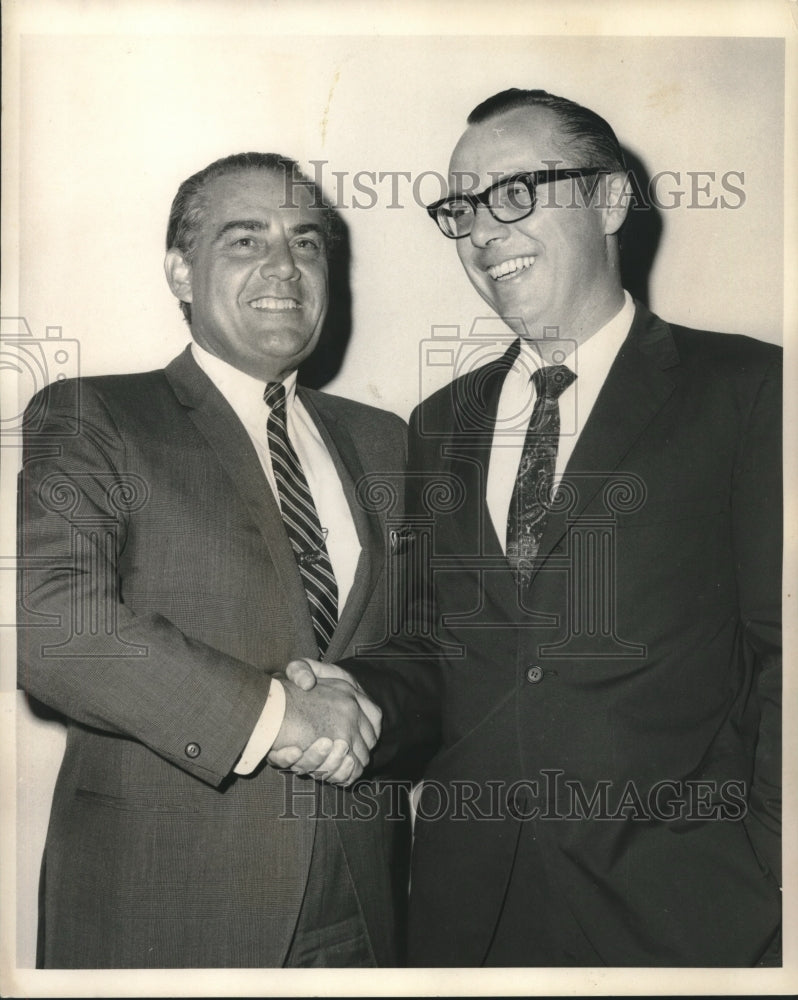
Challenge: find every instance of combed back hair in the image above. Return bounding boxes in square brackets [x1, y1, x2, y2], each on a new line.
[166, 152, 342, 325]
[467, 89, 626, 173]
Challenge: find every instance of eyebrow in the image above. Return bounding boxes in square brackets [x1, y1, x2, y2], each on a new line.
[213, 219, 325, 243]
[291, 222, 325, 240]
[447, 171, 525, 200]
[214, 219, 267, 242]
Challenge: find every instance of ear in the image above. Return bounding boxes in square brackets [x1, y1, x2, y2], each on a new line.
[602, 172, 632, 237]
[164, 248, 193, 304]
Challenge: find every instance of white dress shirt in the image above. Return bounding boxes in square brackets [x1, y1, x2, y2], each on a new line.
[486, 292, 635, 552]
[191, 342, 361, 772]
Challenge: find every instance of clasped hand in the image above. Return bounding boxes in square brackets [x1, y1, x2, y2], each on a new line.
[267, 659, 381, 786]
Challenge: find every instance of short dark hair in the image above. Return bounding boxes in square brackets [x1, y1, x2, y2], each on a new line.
[166, 152, 341, 325]
[467, 88, 626, 173]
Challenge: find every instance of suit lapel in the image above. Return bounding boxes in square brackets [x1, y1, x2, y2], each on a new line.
[164, 348, 317, 653]
[445, 342, 521, 611]
[298, 389, 384, 661]
[448, 340, 520, 557]
[533, 303, 681, 573]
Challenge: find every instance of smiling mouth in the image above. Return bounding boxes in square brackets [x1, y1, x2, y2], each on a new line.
[487, 256, 536, 281]
[249, 296, 301, 311]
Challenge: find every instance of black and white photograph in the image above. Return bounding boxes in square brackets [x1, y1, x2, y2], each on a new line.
[1, 1, 795, 996]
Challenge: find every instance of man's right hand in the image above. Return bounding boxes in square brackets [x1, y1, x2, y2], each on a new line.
[268, 672, 381, 786]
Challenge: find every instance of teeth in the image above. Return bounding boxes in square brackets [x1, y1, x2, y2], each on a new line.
[487, 256, 535, 281]
[250, 297, 300, 311]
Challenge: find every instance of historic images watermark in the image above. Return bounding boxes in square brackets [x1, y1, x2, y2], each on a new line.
[0, 317, 80, 443]
[9, 309, 651, 666]
[280, 771, 749, 823]
[354, 316, 649, 660]
[279, 160, 747, 212]
[3, 317, 82, 637]
[4, 317, 152, 654]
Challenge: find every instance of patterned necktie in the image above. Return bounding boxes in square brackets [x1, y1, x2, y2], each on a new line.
[264, 381, 338, 656]
[506, 364, 577, 585]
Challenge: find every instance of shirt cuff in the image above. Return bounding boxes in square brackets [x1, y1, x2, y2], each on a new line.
[233, 677, 286, 775]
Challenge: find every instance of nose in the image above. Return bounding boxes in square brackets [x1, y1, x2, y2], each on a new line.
[259, 235, 300, 280]
[467, 202, 510, 248]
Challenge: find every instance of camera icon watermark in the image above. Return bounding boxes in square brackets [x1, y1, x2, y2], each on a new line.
[418, 316, 578, 437]
[0, 317, 80, 443]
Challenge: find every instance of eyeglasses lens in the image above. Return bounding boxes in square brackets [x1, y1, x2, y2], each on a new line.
[495, 177, 535, 220]
[436, 176, 536, 237]
[437, 201, 471, 238]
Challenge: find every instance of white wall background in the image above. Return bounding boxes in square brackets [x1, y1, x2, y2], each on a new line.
[2, 1, 793, 991]
[15, 33, 785, 417]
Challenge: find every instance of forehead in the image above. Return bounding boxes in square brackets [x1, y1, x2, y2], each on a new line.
[198, 169, 321, 232]
[448, 107, 571, 188]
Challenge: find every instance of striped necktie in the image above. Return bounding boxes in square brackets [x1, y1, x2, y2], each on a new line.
[264, 381, 338, 656]
[506, 364, 576, 585]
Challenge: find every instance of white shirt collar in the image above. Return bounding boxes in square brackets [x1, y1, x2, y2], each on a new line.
[513, 290, 635, 386]
[190, 341, 299, 435]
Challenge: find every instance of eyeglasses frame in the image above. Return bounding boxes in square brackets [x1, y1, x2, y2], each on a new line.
[426, 167, 610, 239]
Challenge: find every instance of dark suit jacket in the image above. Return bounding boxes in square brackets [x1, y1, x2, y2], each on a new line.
[353, 302, 782, 967]
[17, 346, 419, 968]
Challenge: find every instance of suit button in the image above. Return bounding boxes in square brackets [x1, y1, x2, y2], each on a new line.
[525, 665, 544, 684]
[185, 742, 201, 759]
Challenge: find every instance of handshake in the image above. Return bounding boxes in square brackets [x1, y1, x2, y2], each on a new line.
[266, 659, 382, 787]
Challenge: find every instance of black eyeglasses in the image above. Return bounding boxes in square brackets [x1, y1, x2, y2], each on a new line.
[426, 168, 607, 239]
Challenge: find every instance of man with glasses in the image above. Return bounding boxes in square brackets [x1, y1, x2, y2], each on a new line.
[287, 88, 782, 966]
